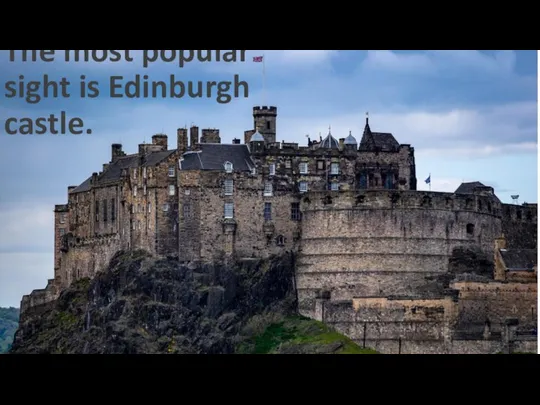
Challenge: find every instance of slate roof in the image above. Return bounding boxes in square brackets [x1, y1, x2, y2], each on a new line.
[455, 181, 487, 194]
[499, 249, 537, 271]
[344, 131, 357, 145]
[180, 144, 255, 172]
[358, 119, 399, 152]
[250, 130, 264, 142]
[70, 149, 175, 193]
[318, 132, 340, 149]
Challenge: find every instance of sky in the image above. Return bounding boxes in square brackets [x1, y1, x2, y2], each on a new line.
[0, 50, 537, 308]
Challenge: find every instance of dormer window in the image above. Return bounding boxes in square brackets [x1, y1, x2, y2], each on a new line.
[330, 163, 339, 175]
[299, 162, 308, 174]
[224, 161, 233, 173]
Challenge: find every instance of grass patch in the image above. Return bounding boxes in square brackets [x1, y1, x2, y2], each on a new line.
[243, 315, 377, 354]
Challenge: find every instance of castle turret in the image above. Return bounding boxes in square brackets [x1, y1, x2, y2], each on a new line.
[344, 131, 357, 151]
[253, 106, 277, 144]
[249, 128, 265, 153]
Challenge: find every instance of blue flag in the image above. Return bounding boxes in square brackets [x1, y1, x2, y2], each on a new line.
[425, 175, 431, 184]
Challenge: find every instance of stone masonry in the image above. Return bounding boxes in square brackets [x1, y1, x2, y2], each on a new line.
[20, 106, 538, 353]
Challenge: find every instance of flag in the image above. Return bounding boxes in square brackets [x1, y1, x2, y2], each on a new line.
[425, 175, 431, 184]
[253, 56, 264, 62]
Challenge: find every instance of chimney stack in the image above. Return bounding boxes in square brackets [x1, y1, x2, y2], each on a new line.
[232, 138, 240, 144]
[244, 129, 255, 144]
[152, 134, 168, 150]
[177, 128, 188, 153]
[190, 126, 199, 149]
[111, 144, 123, 162]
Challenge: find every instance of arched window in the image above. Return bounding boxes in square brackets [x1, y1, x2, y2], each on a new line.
[224, 161, 233, 173]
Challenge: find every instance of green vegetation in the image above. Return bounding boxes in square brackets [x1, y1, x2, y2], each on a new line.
[237, 315, 378, 354]
[0, 307, 20, 353]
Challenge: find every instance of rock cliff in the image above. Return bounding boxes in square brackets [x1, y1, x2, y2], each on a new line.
[11, 250, 373, 354]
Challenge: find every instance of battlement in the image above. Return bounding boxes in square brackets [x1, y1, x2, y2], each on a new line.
[253, 106, 277, 114]
[502, 203, 538, 222]
[301, 189, 502, 216]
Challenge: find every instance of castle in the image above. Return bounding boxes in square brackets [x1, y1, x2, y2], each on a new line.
[22, 106, 538, 354]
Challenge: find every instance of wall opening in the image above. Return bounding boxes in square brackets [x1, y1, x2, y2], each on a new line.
[466, 223, 475, 235]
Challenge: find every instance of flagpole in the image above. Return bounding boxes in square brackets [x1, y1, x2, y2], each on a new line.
[262, 51, 266, 106]
[429, 173, 431, 191]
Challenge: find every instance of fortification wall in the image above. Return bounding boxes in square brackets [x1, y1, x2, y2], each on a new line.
[58, 234, 123, 288]
[501, 203, 537, 249]
[297, 190, 502, 317]
[451, 281, 537, 333]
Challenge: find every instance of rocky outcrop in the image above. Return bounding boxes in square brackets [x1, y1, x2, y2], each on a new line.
[11, 250, 371, 354]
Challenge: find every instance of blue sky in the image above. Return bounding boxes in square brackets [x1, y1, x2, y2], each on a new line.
[0, 50, 537, 307]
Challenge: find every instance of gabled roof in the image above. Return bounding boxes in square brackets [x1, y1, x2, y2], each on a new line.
[499, 249, 537, 271]
[70, 150, 176, 193]
[358, 118, 399, 152]
[180, 143, 255, 171]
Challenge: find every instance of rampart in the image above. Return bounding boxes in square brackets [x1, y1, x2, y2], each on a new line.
[297, 189, 502, 318]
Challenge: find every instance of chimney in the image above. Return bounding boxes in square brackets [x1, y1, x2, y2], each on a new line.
[201, 129, 221, 144]
[152, 134, 168, 150]
[103, 163, 109, 171]
[91, 172, 98, 185]
[190, 126, 199, 149]
[111, 144, 123, 162]
[232, 138, 240, 144]
[177, 128, 188, 153]
[244, 129, 255, 144]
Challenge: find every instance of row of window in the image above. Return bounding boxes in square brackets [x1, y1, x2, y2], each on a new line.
[134, 184, 177, 197]
[266, 162, 340, 176]
[133, 166, 176, 179]
[95, 199, 116, 222]
[223, 202, 302, 221]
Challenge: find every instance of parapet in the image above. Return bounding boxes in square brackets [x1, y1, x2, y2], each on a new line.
[301, 189, 502, 216]
[253, 106, 277, 115]
[54, 204, 69, 212]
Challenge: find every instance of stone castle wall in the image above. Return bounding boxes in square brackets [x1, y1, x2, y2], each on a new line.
[297, 189, 503, 318]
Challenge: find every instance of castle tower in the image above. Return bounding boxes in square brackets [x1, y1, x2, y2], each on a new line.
[253, 106, 277, 144]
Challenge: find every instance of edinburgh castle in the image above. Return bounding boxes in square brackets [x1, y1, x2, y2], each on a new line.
[21, 106, 538, 354]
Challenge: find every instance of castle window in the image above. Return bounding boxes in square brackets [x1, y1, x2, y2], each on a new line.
[526, 210, 532, 221]
[138, 204, 142, 213]
[384, 174, 394, 189]
[330, 182, 339, 191]
[317, 160, 325, 171]
[269, 163, 276, 176]
[143, 184, 147, 195]
[148, 203, 151, 213]
[224, 179, 234, 196]
[299, 181, 308, 193]
[291, 202, 301, 221]
[330, 163, 339, 175]
[133, 187, 137, 197]
[143, 167, 147, 178]
[183, 203, 192, 219]
[169, 185, 176, 196]
[168, 166, 175, 177]
[276, 235, 285, 246]
[466, 223, 475, 235]
[60, 213, 66, 224]
[162, 204, 169, 212]
[266, 121, 271, 130]
[59, 228, 65, 236]
[299, 162, 308, 174]
[224, 161, 233, 173]
[251, 167, 257, 176]
[264, 182, 273, 197]
[111, 198, 115, 221]
[224, 203, 234, 219]
[95, 201, 99, 222]
[517, 210, 522, 220]
[285, 160, 291, 169]
[133, 169, 137, 179]
[103, 200, 108, 222]
[264, 202, 272, 221]
[358, 173, 367, 189]
[132, 221, 136, 230]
